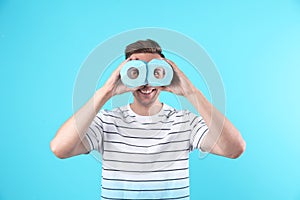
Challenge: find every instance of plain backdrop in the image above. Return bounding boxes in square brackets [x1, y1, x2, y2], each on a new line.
[1, 1, 300, 200]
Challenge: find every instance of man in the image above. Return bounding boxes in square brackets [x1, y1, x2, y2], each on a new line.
[50, 39, 246, 199]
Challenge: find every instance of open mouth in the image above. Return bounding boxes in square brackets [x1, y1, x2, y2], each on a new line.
[137, 87, 157, 96]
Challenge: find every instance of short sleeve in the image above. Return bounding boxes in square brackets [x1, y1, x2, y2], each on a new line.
[85, 111, 104, 154]
[188, 111, 209, 152]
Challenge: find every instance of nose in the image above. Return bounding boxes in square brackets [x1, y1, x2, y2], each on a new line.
[140, 84, 152, 89]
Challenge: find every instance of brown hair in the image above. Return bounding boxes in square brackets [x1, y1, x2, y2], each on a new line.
[125, 39, 165, 59]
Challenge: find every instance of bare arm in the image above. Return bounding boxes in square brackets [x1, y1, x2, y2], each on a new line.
[186, 89, 246, 158]
[163, 59, 246, 159]
[50, 58, 131, 159]
[50, 88, 111, 159]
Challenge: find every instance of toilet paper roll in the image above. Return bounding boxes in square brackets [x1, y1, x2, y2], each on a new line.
[120, 60, 147, 88]
[147, 59, 173, 86]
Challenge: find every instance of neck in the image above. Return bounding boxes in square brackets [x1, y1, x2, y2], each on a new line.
[130, 100, 163, 116]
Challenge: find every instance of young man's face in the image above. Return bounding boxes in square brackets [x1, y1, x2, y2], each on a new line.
[128, 53, 163, 107]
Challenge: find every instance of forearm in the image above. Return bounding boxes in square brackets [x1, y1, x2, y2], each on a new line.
[50, 87, 111, 157]
[186, 89, 245, 158]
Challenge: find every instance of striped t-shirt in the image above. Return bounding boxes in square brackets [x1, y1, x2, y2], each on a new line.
[85, 103, 209, 200]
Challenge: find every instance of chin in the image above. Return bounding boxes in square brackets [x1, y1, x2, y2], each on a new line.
[132, 86, 161, 106]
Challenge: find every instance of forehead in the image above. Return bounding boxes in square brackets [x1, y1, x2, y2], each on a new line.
[129, 53, 162, 62]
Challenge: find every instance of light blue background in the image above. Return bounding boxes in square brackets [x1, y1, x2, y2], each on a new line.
[1, 1, 300, 199]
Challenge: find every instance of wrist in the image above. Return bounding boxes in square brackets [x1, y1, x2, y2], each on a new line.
[93, 87, 112, 111]
[186, 87, 202, 104]
[184, 86, 198, 98]
[97, 87, 113, 99]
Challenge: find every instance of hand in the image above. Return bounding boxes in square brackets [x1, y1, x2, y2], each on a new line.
[102, 58, 134, 97]
[160, 59, 197, 97]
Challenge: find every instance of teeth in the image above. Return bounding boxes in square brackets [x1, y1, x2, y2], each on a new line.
[140, 89, 155, 94]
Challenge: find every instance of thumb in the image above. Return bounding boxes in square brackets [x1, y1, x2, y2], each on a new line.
[158, 86, 172, 93]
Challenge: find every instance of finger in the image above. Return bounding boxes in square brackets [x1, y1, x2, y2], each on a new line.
[156, 86, 165, 91]
[164, 58, 176, 68]
[159, 86, 173, 93]
[112, 80, 130, 95]
[118, 79, 136, 92]
[130, 86, 141, 91]
[164, 58, 183, 74]
[109, 58, 130, 83]
[114, 58, 130, 74]
[125, 85, 136, 92]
